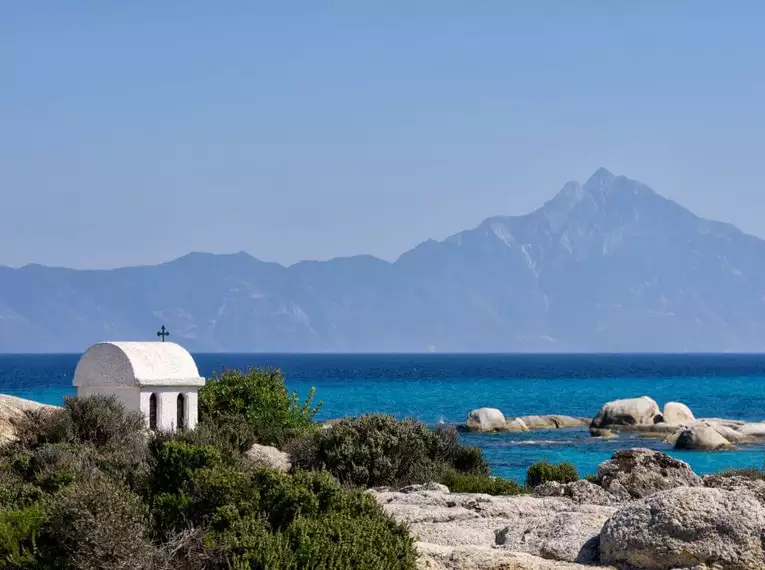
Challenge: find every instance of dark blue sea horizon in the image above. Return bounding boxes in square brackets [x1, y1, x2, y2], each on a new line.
[2, 352, 765, 482]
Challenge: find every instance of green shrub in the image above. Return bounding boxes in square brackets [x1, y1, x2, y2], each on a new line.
[288, 415, 489, 488]
[41, 477, 153, 570]
[148, 439, 223, 496]
[525, 460, 579, 489]
[440, 469, 525, 496]
[199, 367, 321, 448]
[0, 503, 47, 567]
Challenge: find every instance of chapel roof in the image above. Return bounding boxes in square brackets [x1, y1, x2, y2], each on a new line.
[73, 341, 205, 388]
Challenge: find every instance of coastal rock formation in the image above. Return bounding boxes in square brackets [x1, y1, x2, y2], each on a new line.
[703, 474, 765, 506]
[415, 544, 613, 570]
[505, 418, 530, 432]
[589, 427, 616, 438]
[0, 394, 58, 443]
[372, 487, 616, 568]
[591, 396, 660, 428]
[738, 422, 765, 438]
[533, 480, 620, 506]
[674, 424, 731, 450]
[600, 487, 765, 569]
[515, 415, 590, 430]
[245, 443, 291, 472]
[596, 448, 702, 500]
[662, 401, 695, 426]
[466, 408, 507, 432]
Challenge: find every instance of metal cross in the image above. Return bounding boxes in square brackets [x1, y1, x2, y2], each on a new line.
[157, 325, 170, 342]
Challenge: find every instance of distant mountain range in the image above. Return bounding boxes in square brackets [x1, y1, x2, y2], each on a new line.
[3, 168, 765, 353]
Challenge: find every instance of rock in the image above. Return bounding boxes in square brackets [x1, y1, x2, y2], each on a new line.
[401, 482, 450, 494]
[737, 422, 765, 438]
[591, 396, 661, 428]
[244, 443, 291, 472]
[415, 543, 612, 569]
[703, 474, 765, 506]
[371, 488, 616, 567]
[663, 401, 695, 426]
[600, 487, 765, 569]
[589, 427, 616, 438]
[515, 415, 589, 430]
[505, 417, 530, 432]
[0, 394, 58, 443]
[674, 424, 731, 450]
[707, 422, 754, 444]
[533, 480, 620, 506]
[466, 408, 506, 432]
[596, 448, 703, 500]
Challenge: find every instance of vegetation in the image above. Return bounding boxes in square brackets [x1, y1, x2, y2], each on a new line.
[199, 367, 322, 448]
[288, 414, 489, 488]
[440, 469, 525, 495]
[718, 466, 765, 481]
[525, 460, 579, 488]
[0, 390, 416, 569]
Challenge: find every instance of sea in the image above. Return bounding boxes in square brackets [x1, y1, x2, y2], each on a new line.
[2, 353, 765, 483]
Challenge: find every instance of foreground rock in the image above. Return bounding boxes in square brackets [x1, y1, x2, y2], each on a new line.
[674, 424, 732, 450]
[466, 408, 507, 432]
[0, 394, 58, 443]
[591, 396, 661, 428]
[596, 448, 702, 500]
[600, 487, 765, 569]
[244, 443, 291, 472]
[703, 474, 765, 506]
[533, 480, 620, 506]
[662, 401, 695, 426]
[373, 487, 616, 568]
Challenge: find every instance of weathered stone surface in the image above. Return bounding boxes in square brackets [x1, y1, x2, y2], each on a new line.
[466, 408, 506, 432]
[372, 488, 615, 567]
[591, 396, 661, 428]
[674, 424, 731, 450]
[244, 443, 291, 472]
[401, 482, 450, 494]
[707, 422, 754, 444]
[738, 422, 765, 438]
[505, 417, 530, 432]
[416, 543, 612, 570]
[596, 448, 703, 500]
[600, 487, 765, 569]
[0, 394, 58, 443]
[589, 427, 616, 438]
[533, 480, 620, 506]
[516, 415, 589, 430]
[703, 474, 765, 505]
[663, 401, 695, 426]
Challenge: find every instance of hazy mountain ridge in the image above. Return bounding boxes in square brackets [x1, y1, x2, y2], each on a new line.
[3, 168, 764, 353]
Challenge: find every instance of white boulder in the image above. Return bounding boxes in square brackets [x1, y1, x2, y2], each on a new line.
[0, 394, 58, 443]
[245, 443, 291, 472]
[466, 408, 506, 432]
[662, 402, 695, 426]
[591, 396, 661, 428]
[674, 425, 731, 451]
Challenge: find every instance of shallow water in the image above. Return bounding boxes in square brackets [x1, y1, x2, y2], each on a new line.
[2, 353, 765, 482]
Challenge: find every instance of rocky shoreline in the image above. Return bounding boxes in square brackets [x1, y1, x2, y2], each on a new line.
[463, 395, 765, 452]
[373, 448, 765, 569]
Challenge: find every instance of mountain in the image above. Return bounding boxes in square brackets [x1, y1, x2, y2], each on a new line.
[3, 168, 765, 353]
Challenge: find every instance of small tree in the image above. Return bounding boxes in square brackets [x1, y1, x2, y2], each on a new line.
[199, 367, 321, 448]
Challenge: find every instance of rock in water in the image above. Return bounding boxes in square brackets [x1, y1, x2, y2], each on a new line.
[600, 487, 765, 569]
[245, 443, 291, 472]
[466, 408, 506, 432]
[596, 448, 702, 500]
[662, 401, 695, 426]
[591, 396, 660, 428]
[674, 425, 731, 450]
[738, 422, 765, 438]
[0, 394, 58, 443]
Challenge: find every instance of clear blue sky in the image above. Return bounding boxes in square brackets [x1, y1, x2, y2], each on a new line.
[2, 1, 764, 269]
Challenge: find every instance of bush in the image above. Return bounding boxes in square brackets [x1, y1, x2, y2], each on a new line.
[0, 503, 47, 567]
[288, 415, 489, 488]
[525, 460, 579, 489]
[440, 469, 525, 496]
[42, 477, 153, 570]
[199, 367, 321, 448]
[719, 466, 765, 481]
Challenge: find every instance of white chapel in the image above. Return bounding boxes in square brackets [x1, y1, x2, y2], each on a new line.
[73, 342, 205, 431]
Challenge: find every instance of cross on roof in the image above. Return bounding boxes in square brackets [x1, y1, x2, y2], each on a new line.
[156, 325, 170, 342]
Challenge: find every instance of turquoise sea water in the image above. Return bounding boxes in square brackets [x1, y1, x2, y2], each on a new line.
[2, 353, 765, 482]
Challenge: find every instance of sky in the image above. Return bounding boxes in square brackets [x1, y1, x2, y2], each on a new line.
[2, 1, 765, 269]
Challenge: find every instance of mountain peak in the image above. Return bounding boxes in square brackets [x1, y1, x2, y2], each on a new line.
[584, 167, 616, 190]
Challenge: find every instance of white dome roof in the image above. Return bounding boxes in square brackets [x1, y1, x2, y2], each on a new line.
[73, 342, 205, 388]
